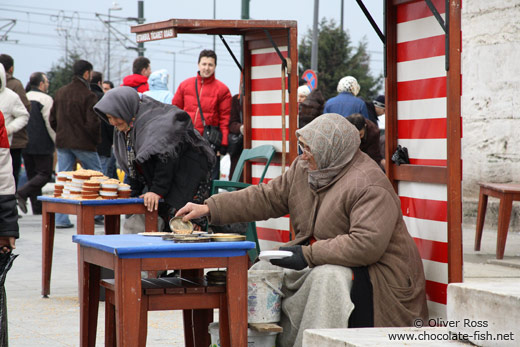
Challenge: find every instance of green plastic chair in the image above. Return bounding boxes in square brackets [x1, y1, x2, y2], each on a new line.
[211, 145, 277, 262]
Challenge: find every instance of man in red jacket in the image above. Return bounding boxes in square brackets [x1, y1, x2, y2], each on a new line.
[121, 57, 151, 93]
[172, 49, 231, 180]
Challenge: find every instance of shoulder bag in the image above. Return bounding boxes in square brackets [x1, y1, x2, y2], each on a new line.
[196, 79, 222, 151]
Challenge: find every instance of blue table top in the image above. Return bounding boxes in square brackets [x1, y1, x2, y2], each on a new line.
[38, 195, 144, 205]
[73, 234, 256, 259]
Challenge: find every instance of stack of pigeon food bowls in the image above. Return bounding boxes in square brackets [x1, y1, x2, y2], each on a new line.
[54, 178, 64, 197]
[82, 179, 101, 200]
[117, 184, 131, 199]
[100, 179, 119, 199]
[57, 171, 73, 198]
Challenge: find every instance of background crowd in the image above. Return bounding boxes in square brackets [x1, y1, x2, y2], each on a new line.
[0, 50, 385, 228]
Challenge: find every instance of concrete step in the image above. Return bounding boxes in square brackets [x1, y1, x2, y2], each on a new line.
[447, 280, 520, 346]
[302, 327, 469, 346]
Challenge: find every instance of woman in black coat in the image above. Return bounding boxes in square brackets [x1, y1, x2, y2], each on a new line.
[94, 87, 215, 229]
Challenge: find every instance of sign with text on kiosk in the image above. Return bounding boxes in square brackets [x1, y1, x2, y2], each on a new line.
[136, 28, 177, 43]
[302, 69, 318, 90]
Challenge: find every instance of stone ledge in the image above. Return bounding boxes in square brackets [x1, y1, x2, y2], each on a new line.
[447, 281, 520, 346]
[302, 327, 469, 346]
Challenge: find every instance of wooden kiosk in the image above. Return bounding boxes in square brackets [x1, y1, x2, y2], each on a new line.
[383, 0, 462, 318]
[131, 19, 299, 247]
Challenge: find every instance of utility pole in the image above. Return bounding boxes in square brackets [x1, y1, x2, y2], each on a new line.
[340, 0, 344, 32]
[213, 0, 216, 51]
[107, 2, 122, 81]
[241, 0, 250, 66]
[311, 0, 319, 72]
[137, 1, 145, 56]
[241, 0, 249, 20]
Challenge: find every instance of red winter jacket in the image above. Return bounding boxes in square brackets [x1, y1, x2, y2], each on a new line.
[122, 74, 149, 93]
[172, 73, 231, 146]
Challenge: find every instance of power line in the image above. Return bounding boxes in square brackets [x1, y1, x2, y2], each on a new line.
[0, 6, 100, 22]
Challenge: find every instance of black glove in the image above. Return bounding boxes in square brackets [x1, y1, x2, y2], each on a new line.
[391, 145, 410, 166]
[270, 245, 308, 270]
[219, 146, 227, 156]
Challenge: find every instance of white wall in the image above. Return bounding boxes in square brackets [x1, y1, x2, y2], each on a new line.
[462, 0, 520, 228]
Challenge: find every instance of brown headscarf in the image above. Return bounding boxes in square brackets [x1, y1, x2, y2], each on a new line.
[295, 113, 360, 190]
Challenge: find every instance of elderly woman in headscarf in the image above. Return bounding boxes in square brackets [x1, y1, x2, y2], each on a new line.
[93, 86, 215, 230]
[176, 113, 428, 347]
[323, 75, 369, 119]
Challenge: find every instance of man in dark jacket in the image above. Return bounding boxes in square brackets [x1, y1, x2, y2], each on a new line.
[91, 72, 116, 178]
[346, 113, 383, 169]
[0, 54, 31, 188]
[15, 72, 54, 215]
[121, 57, 151, 93]
[49, 60, 102, 228]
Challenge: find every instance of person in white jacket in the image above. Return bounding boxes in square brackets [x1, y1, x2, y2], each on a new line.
[0, 64, 29, 145]
[0, 109, 19, 252]
[15, 72, 55, 215]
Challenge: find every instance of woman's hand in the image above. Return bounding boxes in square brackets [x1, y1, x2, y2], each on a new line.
[175, 202, 210, 222]
[0, 237, 16, 253]
[140, 192, 161, 212]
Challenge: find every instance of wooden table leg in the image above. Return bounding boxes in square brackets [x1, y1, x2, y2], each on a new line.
[496, 194, 513, 259]
[474, 188, 488, 251]
[105, 215, 120, 235]
[183, 309, 212, 347]
[79, 248, 101, 347]
[77, 206, 96, 235]
[144, 209, 158, 233]
[41, 205, 55, 297]
[77, 207, 96, 295]
[219, 294, 230, 347]
[105, 290, 116, 347]
[115, 258, 141, 347]
[226, 256, 248, 347]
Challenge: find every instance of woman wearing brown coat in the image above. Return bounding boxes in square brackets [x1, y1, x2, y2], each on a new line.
[177, 113, 428, 347]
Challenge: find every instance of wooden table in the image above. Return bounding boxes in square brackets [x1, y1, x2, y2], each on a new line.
[38, 196, 158, 297]
[474, 182, 520, 259]
[73, 234, 255, 347]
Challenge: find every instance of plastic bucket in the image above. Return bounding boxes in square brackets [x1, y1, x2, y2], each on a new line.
[247, 269, 284, 323]
[208, 322, 278, 347]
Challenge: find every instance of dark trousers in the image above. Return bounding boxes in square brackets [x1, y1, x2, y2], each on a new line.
[211, 155, 221, 180]
[10, 148, 23, 189]
[18, 153, 53, 214]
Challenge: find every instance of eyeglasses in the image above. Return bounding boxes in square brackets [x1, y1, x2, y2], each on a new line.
[298, 141, 311, 155]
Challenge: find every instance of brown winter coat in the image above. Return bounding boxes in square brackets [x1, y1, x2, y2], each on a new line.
[50, 77, 100, 151]
[207, 150, 428, 327]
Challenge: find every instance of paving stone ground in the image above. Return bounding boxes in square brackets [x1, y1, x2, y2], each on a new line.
[5, 202, 520, 346]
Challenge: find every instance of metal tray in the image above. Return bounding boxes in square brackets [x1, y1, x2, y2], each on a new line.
[162, 234, 211, 243]
[210, 234, 246, 242]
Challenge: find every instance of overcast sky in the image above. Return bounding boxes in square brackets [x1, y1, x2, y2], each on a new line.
[0, 0, 384, 95]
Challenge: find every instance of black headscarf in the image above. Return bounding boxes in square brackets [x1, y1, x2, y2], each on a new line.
[93, 86, 215, 173]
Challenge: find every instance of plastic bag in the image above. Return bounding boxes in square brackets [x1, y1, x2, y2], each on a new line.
[0, 252, 18, 346]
